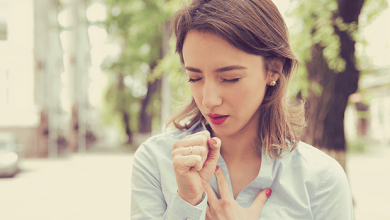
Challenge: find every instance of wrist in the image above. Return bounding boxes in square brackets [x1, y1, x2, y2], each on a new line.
[178, 191, 203, 206]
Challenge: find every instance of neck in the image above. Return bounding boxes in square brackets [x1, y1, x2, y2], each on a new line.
[209, 125, 261, 163]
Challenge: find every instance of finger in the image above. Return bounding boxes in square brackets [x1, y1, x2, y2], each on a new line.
[172, 145, 208, 160]
[204, 183, 218, 205]
[198, 137, 221, 176]
[173, 155, 203, 173]
[206, 205, 212, 220]
[202, 137, 221, 167]
[249, 188, 272, 212]
[173, 135, 208, 152]
[214, 166, 232, 199]
[207, 137, 221, 162]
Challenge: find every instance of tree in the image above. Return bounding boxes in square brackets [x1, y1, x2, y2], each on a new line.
[288, 0, 388, 169]
[101, 0, 181, 144]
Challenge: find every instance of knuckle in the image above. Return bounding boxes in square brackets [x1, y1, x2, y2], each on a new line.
[172, 159, 178, 167]
[171, 149, 179, 158]
[212, 206, 222, 215]
[220, 198, 231, 207]
[172, 157, 181, 168]
[195, 155, 202, 163]
[199, 146, 206, 155]
[172, 141, 181, 150]
[200, 130, 210, 138]
[199, 135, 208, 145]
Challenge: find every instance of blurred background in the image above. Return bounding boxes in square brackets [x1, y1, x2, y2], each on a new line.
[0, 0, 389, 219]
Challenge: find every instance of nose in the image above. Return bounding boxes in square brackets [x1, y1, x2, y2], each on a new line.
[202, 80, 222, 109]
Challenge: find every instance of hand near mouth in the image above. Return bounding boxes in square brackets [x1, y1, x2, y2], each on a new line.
[171, 130, 222, 206]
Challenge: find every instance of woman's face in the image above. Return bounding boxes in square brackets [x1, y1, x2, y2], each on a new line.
[182, 31, 278, 138]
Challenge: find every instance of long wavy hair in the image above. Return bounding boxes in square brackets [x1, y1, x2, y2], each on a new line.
[167, 0, 306, 159]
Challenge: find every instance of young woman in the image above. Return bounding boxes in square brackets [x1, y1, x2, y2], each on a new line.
[131, 0, 353, 219]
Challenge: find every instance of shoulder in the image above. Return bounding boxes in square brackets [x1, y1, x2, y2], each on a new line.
[291, 143, 354, 218]
[291, 142, 341, 172]
[290, 142, 350, 197]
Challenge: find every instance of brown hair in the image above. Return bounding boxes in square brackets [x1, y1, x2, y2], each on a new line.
[167, 0, 306, 159]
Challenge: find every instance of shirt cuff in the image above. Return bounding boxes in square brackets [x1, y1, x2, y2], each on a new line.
[166, 191, 207, 220]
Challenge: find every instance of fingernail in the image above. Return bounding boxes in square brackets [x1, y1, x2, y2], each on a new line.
[215, 165, 219, 171]
[266, 189, 272, 197]
[211, 139, 217, 145]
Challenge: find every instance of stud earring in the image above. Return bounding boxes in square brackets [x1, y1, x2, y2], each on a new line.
[270, 81, 276, 86]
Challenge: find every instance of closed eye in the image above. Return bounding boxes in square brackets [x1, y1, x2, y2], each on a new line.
[222, 78, 240, 83]
[188, 78, 202, 83]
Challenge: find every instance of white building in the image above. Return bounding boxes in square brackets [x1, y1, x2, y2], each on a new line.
[0, 0, 41, 157]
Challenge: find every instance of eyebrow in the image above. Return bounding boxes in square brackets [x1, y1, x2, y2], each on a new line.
[184, 65, 247, 73]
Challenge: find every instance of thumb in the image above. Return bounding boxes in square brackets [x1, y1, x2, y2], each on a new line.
[207, 137, 221, 163]
[199, 138, 221, 176]
[249, 188, 272, 212]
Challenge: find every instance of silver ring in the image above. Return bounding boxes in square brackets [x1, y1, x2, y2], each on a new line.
[188, 146, 193, 155]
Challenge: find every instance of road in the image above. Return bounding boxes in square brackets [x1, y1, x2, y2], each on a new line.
[0, 145, 389, 220]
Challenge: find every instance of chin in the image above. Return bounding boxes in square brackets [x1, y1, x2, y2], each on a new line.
[208, 123, 237, 137]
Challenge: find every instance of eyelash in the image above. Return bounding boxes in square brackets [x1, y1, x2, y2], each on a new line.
[222, 78, 240, 83]
[188, 78, 240, 83]
[188, 78, 202, 83]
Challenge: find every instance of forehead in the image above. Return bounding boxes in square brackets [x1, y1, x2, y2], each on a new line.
[182, 31, 264, 68]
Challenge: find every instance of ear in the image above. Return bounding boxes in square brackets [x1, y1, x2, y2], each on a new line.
[267, 59, 283, 84]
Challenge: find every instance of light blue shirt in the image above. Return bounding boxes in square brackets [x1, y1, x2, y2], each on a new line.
[131, 121, 353, 219]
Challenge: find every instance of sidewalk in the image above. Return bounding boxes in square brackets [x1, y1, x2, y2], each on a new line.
[347, 145, 390, 220]
[0, 147, 133, 220]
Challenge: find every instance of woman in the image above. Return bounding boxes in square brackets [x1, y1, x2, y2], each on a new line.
[131, 0, 353, 219]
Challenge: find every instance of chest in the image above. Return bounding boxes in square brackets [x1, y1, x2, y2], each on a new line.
[227, 161, 261, 199]
[160, 157, 314, 220]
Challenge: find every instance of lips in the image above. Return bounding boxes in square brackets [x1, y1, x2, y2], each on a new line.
[207, 113, 229, 125]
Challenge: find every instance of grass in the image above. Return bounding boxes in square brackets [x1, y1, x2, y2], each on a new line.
[346, 137, 384, 154]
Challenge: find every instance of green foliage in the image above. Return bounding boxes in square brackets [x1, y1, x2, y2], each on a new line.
[287, 0, 344, 99]
[287, 0, 388, 98]
[359, 0, 389, 27]
[99, 0, 183, 136]
[355, 0, 388, 72]
[152, 36, 192, 109]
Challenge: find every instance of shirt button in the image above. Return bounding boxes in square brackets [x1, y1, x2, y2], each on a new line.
[186, 218, 193, 220]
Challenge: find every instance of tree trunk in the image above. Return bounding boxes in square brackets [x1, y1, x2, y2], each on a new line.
[118, 74, 133, 144]
[302, 0, 365, 171]
[138, 62, 161, 133]
[122, 111, 133, 144]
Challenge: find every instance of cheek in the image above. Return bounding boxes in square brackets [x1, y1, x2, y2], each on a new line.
[189, 85, 203, 105]
[225, 86, 251, 105]
[228, 83, 266, 107]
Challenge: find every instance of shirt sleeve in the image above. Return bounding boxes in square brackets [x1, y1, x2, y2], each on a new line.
[165, 191, 207, 220]
[131, 142, 207, 220]
[310, 160, 354, 220]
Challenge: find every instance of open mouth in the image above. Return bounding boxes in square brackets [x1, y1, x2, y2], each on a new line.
[207, 114, 229, 125]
